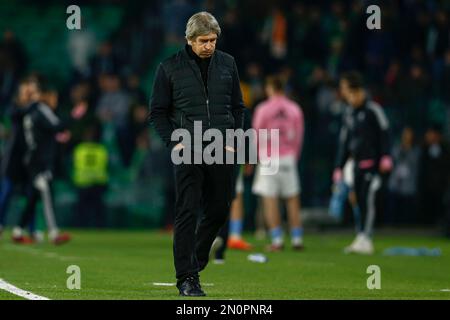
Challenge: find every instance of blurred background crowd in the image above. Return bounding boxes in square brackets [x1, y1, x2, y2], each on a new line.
[0, 0, 449, 233]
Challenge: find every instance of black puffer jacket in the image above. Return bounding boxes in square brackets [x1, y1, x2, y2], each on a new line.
[336, 99, 390, 169]
[22, 102, 66, 176]
[149, 45, 245, 149]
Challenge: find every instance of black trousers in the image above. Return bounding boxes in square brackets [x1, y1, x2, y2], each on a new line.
[173, 155, 235, 282]
[354, 168, 382, 236]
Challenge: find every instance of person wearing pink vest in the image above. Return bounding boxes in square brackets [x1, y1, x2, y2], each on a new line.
[252, 76, 305, 251]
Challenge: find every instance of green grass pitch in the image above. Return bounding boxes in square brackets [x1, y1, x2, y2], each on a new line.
[1, 230, 450, 300]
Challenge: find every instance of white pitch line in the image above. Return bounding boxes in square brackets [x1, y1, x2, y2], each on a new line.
[0, 279, 50, 300]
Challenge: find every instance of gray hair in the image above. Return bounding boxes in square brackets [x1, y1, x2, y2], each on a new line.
[185, 12, 221, 41]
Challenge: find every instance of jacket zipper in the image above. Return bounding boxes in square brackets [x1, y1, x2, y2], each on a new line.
[204, 60, 212, 128]
[191, 58, 212, 128]
[205, 97, 211, 128]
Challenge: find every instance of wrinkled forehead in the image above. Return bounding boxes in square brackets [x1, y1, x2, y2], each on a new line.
[194, 33, 218, 42]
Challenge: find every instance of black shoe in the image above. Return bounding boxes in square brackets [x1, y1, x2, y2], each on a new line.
[177, 275, 206, 297]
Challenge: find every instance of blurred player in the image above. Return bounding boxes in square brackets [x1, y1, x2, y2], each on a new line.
[329, 158, 362, 231]
[12, 80, 85, 244]
[333, 71, 393, 255]
[0, 78, 38, 239]
[252, 76, 305, 252]
[226, 166, 253, 250]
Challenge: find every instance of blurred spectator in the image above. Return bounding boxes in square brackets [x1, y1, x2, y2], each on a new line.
[399, 64, 430, 130]
[327, 37, 344, 79]
[418, 125, 450, 225]
[219, 7, 248, 69]
[278, 66, 296, 98]
[67, 22, 97, 80]
[68, 80, 99, 146]
[287, 2, 308, 63]
[383, 61, 403, 108]
[0, 30, 27, 74]
[261, 6, 288, 66]
[126, 73, 146, 105]
[96, 73, 130, 125]
[96, 73, 131, 167]
[89, 42, 122, 79]
[428, 10, 449, 79]
[386, 127, 421, 225]
[364, 22, 395, 83]
[340, 1, 366, 71]
[70, 80, 92, 106]
[243, 62, 265, 109]
[120, 102, 149, 168]
[300, 5, 328, 66]
[162, 0, 195, 44]
[0, 30, 28, 111]
[73, 125, 108, 228]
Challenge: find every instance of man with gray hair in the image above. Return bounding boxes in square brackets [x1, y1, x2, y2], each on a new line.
[149, 11, 245, 296]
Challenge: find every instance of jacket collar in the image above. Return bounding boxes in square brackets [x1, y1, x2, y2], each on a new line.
[182, 44, 215, 63]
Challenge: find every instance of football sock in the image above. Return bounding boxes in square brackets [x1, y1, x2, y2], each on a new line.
[229, 219, 243, 238]
[291, 227, 303, 246]
[270, 226, 283, 246]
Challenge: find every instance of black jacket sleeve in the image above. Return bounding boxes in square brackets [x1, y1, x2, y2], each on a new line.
[149, 63, 177, 149]
[335, 117, 349, 169]
[36, 104, 66, 133]
[231, 59, 245, 130]
[368, 104, 390, 157]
